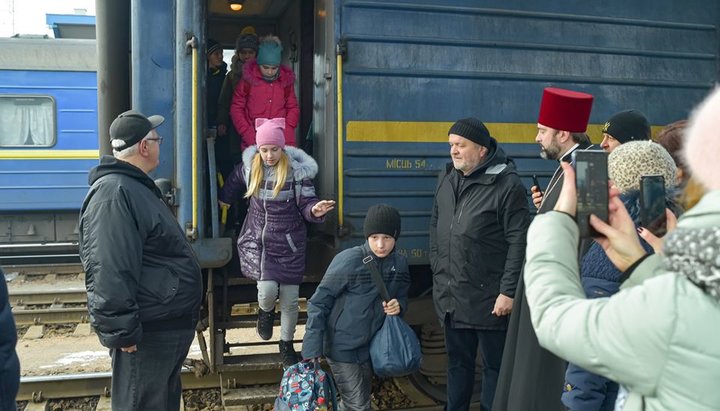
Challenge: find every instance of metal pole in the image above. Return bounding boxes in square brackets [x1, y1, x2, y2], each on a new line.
[95, 0, 130, 157]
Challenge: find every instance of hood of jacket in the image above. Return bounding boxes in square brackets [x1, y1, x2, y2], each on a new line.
[240, 145, 318, 183]
[447, 137, 514, 182]
[242, 59, 295, 88]
[88, 155, 163, 199]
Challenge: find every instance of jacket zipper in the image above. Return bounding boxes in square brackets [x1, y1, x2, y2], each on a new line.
[260, 176, 270, 279]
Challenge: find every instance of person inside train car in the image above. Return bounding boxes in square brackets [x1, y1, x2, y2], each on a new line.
[229, 35, 299, 151]
[598, 109, 651, 153]
[217, 27, 259, 169]
[654, 119, 705, 211]
[562, 140, 681, 411]
[218, 117, 335, 368]
[206, 38, 230, 177]
[523, 86, 720, 411]
[78, 110, 202, 411]
[302, 204, 411, 411]
[429, 118, 531, 411]
[0, 266, 20, 411]
[493, 87, 594, 411]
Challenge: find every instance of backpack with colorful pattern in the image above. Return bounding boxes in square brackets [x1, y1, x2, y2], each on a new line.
[274, 360, 337, 411]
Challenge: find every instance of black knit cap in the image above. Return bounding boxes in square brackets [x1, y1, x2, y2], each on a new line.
[207, 38, 222, 55]
[448, 117, 491, 147]
[602, 109, 651, 144]
[236, 33, 259, 52]
[363, 204, 401, 240]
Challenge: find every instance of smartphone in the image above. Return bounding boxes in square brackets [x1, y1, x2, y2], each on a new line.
[532, 174, 543, 195]
[572, 150, 609, 238]
[640, 175, 667, 237]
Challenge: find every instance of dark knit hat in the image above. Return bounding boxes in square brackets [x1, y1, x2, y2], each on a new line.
[602, 110, 651, 144]
[363, 204, 401, 239]
[236, 33, 259, 52]
[207, 38, 222, 55]
[109, 110, 164, 151]
[448, 117, 491, 147]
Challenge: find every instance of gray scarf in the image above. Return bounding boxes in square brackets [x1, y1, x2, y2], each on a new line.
[663, 226, 720, 301]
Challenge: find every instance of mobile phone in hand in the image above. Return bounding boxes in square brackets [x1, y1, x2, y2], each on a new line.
[532, 174, 543, 195]
[572, 150, 609, 238]
[640, 175, 667, 237]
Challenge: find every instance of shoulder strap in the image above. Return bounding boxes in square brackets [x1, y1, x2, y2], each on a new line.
[362, 251, 390, 302]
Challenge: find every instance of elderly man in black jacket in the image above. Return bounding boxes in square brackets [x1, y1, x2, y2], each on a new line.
[430, 118, 530, 411]
[79, 110, 202, 411]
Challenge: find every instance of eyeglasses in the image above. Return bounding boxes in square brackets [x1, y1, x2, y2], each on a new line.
[146, 136, 163, 145]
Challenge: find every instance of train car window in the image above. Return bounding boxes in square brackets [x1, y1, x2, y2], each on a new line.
[0, 95, 56, 147]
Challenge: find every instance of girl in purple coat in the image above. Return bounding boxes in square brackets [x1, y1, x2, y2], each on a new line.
[219, 117, 335, 367]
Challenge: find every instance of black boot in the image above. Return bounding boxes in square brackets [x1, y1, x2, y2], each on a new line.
[279, 340, 299, 368]
[256, 308, 275, 340]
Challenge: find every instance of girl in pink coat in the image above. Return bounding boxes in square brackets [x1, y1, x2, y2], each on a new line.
[230, 35, 299, 151]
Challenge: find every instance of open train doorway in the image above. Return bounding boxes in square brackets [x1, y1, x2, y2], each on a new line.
[206, 0, 315, 152]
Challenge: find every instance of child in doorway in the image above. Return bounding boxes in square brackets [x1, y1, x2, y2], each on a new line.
[218, 117, 335, 367]
[217, 26, 259, 168]
[302, 204, 411, 411]
[230, 35, 299, 151]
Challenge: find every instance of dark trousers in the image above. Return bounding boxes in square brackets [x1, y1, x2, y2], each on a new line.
[110, 328, 195, 411]
[326, 359, 373, 411]
[444, 316, 507, 411]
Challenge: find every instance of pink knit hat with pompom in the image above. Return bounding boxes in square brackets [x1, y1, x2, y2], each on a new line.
[684, 87, 720, 190]
[255, 118, 286, 148]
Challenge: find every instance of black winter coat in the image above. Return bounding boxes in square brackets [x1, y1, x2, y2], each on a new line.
[430, 141, 530, 330]
[79, 156, 202, 349]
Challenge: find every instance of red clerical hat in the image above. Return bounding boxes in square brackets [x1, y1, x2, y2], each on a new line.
[537, 87, 594, 133]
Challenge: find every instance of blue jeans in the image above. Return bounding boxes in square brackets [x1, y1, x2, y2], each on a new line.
[444, 316, 507, 411]
[110, 328, 195, 411]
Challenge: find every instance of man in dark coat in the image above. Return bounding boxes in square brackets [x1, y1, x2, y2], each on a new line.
[493, 88, 594, 411]
[0, 266, 20, 410]
[79, 110, 202, 411]
[430, 118, 530, 411]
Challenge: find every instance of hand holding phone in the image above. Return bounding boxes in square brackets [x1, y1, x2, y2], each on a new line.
[640, 175, 667, 237]
[572, 150, 609, 238]
[532, 174, 543, 195]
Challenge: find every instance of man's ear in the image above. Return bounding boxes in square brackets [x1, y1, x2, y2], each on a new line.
[557, 130, 572, 144]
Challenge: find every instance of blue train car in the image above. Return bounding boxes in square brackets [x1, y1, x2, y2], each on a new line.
[101, 0, 718, 399]
[0, 38, 97, 250]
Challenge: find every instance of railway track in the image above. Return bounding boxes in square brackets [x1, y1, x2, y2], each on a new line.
[17, 369, 456, 410]
[9, 288, 89, 327]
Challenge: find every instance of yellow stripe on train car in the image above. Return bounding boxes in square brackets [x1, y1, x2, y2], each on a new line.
[346, 121, 663, 144]
[0, 150, 100, 160]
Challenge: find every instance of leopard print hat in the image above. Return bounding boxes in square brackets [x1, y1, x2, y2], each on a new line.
[608, 140, 677, 193]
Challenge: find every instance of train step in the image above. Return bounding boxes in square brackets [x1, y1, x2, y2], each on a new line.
[221, 384, 278, 407]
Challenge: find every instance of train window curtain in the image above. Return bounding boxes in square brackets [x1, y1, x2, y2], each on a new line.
[0, 96, 54, 146]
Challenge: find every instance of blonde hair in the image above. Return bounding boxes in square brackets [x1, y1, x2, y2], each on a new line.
[244, 151, 290, 199]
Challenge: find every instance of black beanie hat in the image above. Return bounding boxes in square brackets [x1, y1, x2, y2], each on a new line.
[363, 204, 401, 240]
[602, 109, 651, 144]
[448, 117, 491, 147]
[207, 38, 221, 55]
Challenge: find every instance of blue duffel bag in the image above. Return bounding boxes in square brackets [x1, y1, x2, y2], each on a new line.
[363, 254, 422, 378]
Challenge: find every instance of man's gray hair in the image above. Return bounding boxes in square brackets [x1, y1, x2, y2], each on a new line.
[111, 129, 152, 159]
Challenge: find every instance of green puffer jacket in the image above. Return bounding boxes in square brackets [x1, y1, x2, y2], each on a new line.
[524, 190, 720, 411]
